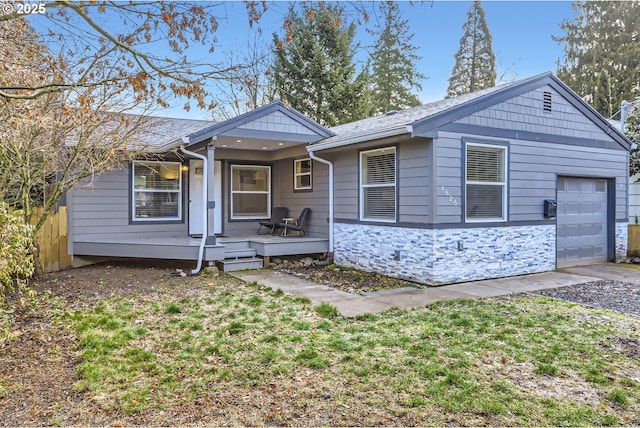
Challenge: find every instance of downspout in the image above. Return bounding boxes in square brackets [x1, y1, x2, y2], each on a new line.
[180, 140, 207, 275]
[307, 149, 334, 255]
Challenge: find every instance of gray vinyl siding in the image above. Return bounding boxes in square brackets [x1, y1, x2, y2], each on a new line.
[275, 157, 329, 238]
[70, 166, 188, 242]
[510, 141, 627, 222]
[332, 147, 359, 220]
[457, 85, 615, 142]
[330, 139, 432, 224]
[398, 139, 431, 223]
[434, 137, 463, 223]
[221, 158, 330, 238]
[432, 84, 629, 225]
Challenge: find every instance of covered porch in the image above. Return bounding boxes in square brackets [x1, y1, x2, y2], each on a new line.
[68, 101, 335, 273]
[72, 233, 330, 271]
[174, 101, 335, 272]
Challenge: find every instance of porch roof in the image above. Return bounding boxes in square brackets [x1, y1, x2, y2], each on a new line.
[183, 101, 335, 152]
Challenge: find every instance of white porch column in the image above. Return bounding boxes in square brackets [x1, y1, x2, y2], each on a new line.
[206, 143, 217, 245]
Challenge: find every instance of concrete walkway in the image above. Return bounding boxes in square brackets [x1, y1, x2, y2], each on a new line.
[229, 267, 609, 317]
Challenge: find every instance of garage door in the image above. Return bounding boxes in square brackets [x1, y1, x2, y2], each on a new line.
[557, 177, 608, 266]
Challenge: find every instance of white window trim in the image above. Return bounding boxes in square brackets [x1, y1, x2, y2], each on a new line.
[230, 164, 271, 220]
[464, 142, 508, 223]
[294, 158, 313, 191]
[359, 146, 397, 223]
[131, 160, 183, 222]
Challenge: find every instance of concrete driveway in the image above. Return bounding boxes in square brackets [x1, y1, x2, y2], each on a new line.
[560, 263, 640, 284]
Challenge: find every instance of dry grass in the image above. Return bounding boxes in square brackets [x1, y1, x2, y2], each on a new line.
[1, 262, 639, 426]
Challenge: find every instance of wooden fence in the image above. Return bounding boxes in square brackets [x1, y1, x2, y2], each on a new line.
[9, 207, 73, 273]
[628, 225, 640, 257]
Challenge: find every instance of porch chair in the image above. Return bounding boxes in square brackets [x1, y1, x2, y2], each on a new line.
[279, 208, 311, 237]
[257, 206, 289, 235]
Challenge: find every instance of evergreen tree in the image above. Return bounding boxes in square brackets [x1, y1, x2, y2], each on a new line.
[625, 106, 640, 177]
[555, 1, 640, 119]
[446, 0, 496, 98]
[272, 2, 370, 127]
[367, 1, 425, 115]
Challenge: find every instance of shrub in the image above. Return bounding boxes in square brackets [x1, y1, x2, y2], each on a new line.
[0, 204, 35, 304]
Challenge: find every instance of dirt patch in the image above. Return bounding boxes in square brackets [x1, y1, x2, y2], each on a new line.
[26, 259, 202, 303]
[0, 260, 204, 426]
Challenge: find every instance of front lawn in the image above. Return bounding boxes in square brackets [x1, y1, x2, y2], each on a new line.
[1, 263, 639, 426]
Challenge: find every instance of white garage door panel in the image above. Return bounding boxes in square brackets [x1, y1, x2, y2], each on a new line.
[557, 177, 608, 266]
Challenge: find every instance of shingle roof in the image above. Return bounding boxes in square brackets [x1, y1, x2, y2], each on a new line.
[129, 115, 215, 151]
[316, 76, 534, 149]
[307, 71, 630, 152]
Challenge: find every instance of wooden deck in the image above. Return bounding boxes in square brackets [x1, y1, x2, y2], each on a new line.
[72, 234, 329, 261]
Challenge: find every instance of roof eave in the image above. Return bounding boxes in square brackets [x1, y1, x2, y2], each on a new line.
[308, 125, 413, 153]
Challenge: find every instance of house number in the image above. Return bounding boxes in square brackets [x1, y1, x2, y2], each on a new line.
[440, 186, 458, 206]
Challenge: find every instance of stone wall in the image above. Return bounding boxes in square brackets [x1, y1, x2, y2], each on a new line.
[616, 222, 628, 260]
[334, 223, 556, 285]
[430, 225, 556, 284]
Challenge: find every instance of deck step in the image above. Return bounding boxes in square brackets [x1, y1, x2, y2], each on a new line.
[223, 247, 257, 259]
[222, 240, 254, 250]
[218, 257, 264, 272]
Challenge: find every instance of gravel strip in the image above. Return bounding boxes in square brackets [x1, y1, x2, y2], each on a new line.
[531, 280, 640, 319]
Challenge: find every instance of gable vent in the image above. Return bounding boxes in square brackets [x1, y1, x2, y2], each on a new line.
[543, 91, 552, 112]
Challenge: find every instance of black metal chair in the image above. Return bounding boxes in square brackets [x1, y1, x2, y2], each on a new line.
[257, 207, 289, 235]
[278, 208, 310, 237]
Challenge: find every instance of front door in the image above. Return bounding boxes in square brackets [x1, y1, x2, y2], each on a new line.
[189, 159, 222, 235]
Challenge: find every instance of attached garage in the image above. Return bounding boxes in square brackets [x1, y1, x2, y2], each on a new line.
[557, 177, 610, 266]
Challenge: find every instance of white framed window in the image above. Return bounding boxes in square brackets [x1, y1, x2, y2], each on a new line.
[294, 158, 312, 190]
[465, 143, 507, 222]
[132, 161, 182, 221]
[230, 165, 271, 219]
[360, 146, 396, 222]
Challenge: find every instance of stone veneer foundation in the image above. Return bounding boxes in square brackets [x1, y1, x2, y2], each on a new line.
[616, 222, 628, 261]
[334, 223, 558, 285]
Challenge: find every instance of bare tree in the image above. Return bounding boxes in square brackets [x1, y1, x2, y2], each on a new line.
[0, 1, 267, 108]
[0, 19, 157, 273]
[210, 34, 276, 121]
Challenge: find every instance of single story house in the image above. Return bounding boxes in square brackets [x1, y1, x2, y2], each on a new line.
[67, 72, 632, 284]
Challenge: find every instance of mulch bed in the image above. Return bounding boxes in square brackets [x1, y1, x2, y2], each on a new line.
[276, 265, 423, 294]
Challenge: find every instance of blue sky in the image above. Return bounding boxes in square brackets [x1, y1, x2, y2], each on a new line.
[170, 0, 575, 120]
[29, 1, 576, 120]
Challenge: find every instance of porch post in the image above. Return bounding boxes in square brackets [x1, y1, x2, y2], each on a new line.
[206, 143, 217, 245]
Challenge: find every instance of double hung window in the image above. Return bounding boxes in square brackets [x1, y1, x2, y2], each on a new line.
[231, 165, 271, 219]
[294, 158, 312, 190]
[465, 143, 507, 222]
[132, 161, 182, 221]
[360, 147, 396, 222]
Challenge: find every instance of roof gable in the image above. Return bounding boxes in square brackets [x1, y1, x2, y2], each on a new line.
[186, 101, 334, 145]
[412, 73, 630, 150]
[310, 72, 632, 152]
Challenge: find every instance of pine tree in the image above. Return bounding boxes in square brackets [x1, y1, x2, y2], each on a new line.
[272, 2, 370, 127]
[446, 0, 496, 98]
[555, 1, 640, 119]
[367, 1, 425, 115]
